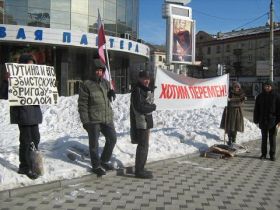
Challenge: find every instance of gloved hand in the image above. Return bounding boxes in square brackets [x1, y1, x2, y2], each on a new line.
[107, 89, 116, 102]
[83, 122, 91, 130]
[151, 86, 157, 92]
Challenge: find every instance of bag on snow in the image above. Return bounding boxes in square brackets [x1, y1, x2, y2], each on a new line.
[29, 142, 44, 176]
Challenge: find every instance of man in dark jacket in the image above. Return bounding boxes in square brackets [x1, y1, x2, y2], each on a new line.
[130, 70, 156, 179]
[0, 71, 9, 99]
[78, 59, 116, 176]
[254, 80, 280, 161]
[10, 53, 43, 179]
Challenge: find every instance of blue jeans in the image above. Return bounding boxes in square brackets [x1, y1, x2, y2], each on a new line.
[85, 123, 117, 168]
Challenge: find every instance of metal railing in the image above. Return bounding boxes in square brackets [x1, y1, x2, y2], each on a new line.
[67, 80, 82, 96]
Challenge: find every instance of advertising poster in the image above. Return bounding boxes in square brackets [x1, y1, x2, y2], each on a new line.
[171, 17, 194, 64]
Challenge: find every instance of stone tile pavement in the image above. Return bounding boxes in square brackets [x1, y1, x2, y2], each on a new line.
[0, 138, 280, 210]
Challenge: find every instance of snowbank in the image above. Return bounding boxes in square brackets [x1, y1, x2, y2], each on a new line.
[0, 94, 260, 191]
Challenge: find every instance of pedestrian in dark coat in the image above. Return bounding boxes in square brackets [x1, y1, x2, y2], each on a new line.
[220, 82, 245, 145]
[78, 59, 116, 176]
[130, 70, 156, 179]
[254, 80, 280, 161]
[10, 53, 43, 179]
[0, 71, 9, 99]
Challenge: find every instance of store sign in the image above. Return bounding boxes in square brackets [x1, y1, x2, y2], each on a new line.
[0, 24, 149, 58]
[256, 60, 270, 76]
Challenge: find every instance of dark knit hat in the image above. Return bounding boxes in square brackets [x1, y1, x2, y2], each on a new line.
[18, 54, 36, 64]
[93, 59, 106, 71]
[138, 70, 150, 79]
[263, 80, 273, 86]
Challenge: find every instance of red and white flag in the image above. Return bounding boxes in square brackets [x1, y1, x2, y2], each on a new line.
[97, 10, 106, 64]
[97, 10, 114, 89]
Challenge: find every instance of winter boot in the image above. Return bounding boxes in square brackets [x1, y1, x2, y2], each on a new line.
[227, 137, 232, 146]
[92, 167, 106, 177]
[101, 162, 114, 171]
[135, 171, 153, 179]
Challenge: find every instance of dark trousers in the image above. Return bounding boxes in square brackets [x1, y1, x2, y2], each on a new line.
[18, 125, 40, 170]
[135, 129, 150, 173]
[228, 130, 237, 144]
[261, 127, 276, 158]
[85, 123, 116, 168]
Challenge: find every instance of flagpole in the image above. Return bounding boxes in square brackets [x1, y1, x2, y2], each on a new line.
[98, 9, 113, 90]
[104, 42, 113, 89]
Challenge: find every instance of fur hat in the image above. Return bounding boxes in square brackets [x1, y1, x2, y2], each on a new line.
[18, 54, 36, 64]
[138, 70, 150, 79]
[232, 81, 241, 88]
[93, 59, 106, 71]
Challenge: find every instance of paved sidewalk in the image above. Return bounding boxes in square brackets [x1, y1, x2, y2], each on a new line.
[0, 138, 279, 210]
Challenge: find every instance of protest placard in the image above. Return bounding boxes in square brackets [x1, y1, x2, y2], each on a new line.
[154, 68, 229, 110]
[5, 63, 59, 106]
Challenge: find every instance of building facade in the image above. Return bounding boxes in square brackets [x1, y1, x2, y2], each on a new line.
[0, 0, 149, 95]
[196, 24, 280, 96]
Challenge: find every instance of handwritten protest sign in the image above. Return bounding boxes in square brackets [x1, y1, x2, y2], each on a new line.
[5, 63, 59, 106]
[154, 68, 229, 110]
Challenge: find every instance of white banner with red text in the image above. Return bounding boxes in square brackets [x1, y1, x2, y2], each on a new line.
[154, 68, 229, 110]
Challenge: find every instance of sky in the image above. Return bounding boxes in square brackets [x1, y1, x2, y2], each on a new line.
[139, 0, 280, 45]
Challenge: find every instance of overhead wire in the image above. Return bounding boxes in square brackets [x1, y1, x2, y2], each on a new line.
[231, 12, 269, 31]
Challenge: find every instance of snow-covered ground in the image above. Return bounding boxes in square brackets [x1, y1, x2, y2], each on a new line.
[0, 94, 261, 191]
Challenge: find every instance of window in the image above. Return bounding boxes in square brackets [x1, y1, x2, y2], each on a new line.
[226, 56, 230, 65]
[158, 56, 162, 62]
[50, 0, 71, 29]
[248, 55, 252, 62]
[248, 40, 253, 49]
[5, 0, 28, 25]
[216, 45, 220, 53]
[216, 57, 220, 65]
[226, 44, 230, 52]
[71, 0, 88, 31]
[0, 0, 4, 24]
[207, 47, 211, 54]
[28, 0, 50, 27]
[207, 59, 211, 66]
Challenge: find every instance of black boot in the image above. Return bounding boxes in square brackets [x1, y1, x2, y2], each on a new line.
[101, 162, 115, 171]
[227, 137, 232, 146]
[135, 171, 153, 179]
[92, 167, 106, 177]
[260, 154, 267, 160]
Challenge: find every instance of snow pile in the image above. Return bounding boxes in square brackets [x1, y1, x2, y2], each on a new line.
[0, 94, 260, 191]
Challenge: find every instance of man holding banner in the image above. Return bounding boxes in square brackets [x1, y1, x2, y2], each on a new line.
[9, 54, 43, 180]
[130, 70, 157, 179]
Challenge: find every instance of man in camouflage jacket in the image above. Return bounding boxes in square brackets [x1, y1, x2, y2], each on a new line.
[78, 59, 116, 176]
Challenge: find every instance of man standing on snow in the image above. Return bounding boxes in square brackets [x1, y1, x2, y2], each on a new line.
[254, 80, 280, 161]
[10, 53, 43, 180]
[130, 70, 156, 179]
[78, 59, 116, 176]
